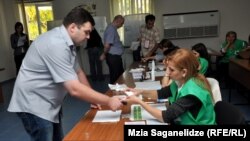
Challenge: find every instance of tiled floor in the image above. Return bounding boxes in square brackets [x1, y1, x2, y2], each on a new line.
[0, 76, 249, 141]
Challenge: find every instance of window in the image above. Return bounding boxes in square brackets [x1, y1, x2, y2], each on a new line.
[109, 0, 154, 43]
[18, 2, 54, 40]
[109, 0, 154, 17]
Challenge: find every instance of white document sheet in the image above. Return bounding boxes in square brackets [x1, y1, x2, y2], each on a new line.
[92, 110, 122, 122]
[129, 41, 140, 51]
[134, 81, 162, 90]
[155, 71, 165, 77]
[17, 36, 26, 47]
[125, 121, 146, 125]
[146, 119, 168, 125]
[108, 83, 127, 91]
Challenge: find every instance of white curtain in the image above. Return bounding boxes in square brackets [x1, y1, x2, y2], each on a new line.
[109, 0, 154, 19]
[0, 1, 10, 66]
[0, 0, 20, 80]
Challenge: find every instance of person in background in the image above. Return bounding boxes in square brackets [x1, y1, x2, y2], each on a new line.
[85, 28, 104, 81]
[139, 14, 161, 58]
[217, 31, 247, 85]
[141, 38, 178, 62]
[124, 49, 215, 125]
[100, 15, 125, 84]
[191, 43, 209, 76]
[10, 22, 29, 75]
[8, 7, 123, 141]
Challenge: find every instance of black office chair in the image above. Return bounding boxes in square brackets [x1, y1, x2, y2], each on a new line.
[214, 101, 246, 125]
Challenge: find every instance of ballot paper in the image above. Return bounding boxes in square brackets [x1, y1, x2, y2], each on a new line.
[134, 81, 162, 90]
[130, 41, 140, 51]
[113, 95, 127, 100]
[125, 121, 146, 125]
[108, 83, 127, 91]
[129, 68, 145, 73]
[124, 91, 134, 96]
[92, 110, 122, 122]
[156, 64, 165, 71]
[17, 36, 26, 47]
[154, 71, 165, 77]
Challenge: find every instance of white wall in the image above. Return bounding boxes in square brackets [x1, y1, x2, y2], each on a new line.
[154, 0, 250, 51]
[77, 47, 133, 75]
[52, 0, 111, 22]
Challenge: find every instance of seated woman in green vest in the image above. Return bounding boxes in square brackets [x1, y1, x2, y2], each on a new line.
[191, 43, 209, 76]
[220, 31, 247, 62]
[124, 48, 216, 125]
[217, 31, 247, 85]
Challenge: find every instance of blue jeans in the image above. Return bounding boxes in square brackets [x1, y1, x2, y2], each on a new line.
[17, 112, 63, 141]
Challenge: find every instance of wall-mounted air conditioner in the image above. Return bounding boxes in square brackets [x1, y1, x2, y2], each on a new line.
[163, 10, 219, 39]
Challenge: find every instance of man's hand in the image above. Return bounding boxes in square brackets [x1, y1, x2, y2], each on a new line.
[90, 103, 102, 110]
[107, 97, 123, 111]
[100, 53, 106, 61]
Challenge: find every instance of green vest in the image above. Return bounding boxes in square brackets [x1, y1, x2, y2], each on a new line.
[169, 78, 216, 125]
[220, 39, 246, 63]
[199, 57, 208, 75]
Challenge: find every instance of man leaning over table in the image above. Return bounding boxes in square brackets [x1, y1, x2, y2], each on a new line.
[8, 7, 123, 141]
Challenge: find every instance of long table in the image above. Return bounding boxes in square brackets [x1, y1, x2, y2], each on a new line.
[229, 58, 250, 90]
[228, 58, 250, 102]
[63, 62, 161, 141]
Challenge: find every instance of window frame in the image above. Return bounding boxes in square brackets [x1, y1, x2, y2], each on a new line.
[18, 2, 54, 40]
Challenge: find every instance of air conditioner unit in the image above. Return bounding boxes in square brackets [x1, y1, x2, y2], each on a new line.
[163, 10, 219, 39]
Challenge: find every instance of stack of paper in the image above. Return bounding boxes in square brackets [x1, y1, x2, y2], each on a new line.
[108, 83, 127, 91]
[92, 110, 122, 122]
[129, 68, 145, 80]
[134, 81, 162, 90]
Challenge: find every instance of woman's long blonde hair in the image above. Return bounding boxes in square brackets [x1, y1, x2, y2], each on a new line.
[165, 48, 213, 99]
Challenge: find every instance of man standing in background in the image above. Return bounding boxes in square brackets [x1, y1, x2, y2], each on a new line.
[139, 14, 161, 58]
[86, 28, 104, 81]
[100, 15, 125, 84]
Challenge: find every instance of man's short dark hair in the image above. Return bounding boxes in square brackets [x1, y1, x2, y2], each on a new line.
[145, 14, 155, 23]
[63, 6, 95, 27]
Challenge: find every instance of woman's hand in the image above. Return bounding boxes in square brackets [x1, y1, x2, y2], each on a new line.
[123, 88, 143, 96]
[124, 95, 142, 105]
[141, 57, 148, 62]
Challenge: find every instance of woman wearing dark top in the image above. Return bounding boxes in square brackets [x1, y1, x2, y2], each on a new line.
[191, 43, 209, 76]
[10, 22, 29, 75]
[124, 49, 215, 125]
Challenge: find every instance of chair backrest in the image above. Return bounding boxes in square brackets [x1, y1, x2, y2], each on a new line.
[214, 101, 246, 125]
[207, 77, 222, 104]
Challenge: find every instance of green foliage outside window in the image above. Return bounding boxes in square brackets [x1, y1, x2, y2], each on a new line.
[25, 5, 53, 40]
